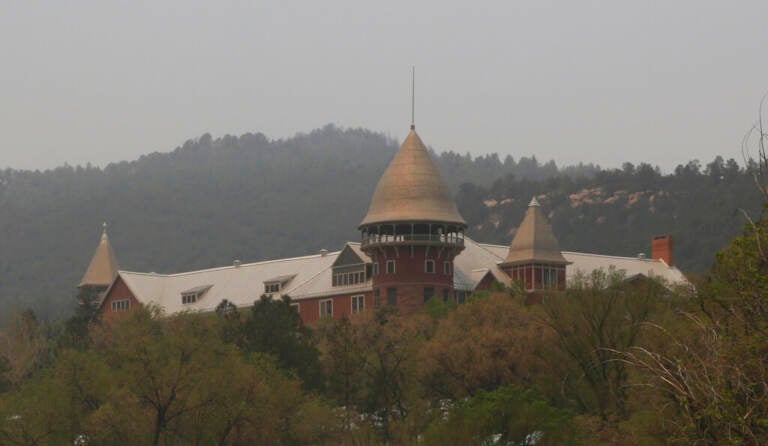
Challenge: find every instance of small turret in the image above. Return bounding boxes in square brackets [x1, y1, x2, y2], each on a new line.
[79, 222, 120, 297]
[501, 197, 570, 291]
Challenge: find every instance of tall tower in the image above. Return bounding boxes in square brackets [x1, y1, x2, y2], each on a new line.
[359, 125, 466, 314]
[500, 197, 569, 292]
[79, 222, 120, 299]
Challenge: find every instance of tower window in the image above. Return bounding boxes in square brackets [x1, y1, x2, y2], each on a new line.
[425, 259, 435, 273]
[373, 262, 380, 276]
[443, 261, 452, 275]
[374, 289, 381, 307]
[386, 288, 397, 306]
[386, 260, 396, 274]
[443, 289, 450, 301]
[423, 287, 435, 303]
[320, 299, 333, 319]
[351, 295, 365, 314]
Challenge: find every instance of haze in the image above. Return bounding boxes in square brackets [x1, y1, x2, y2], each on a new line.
[1, 0, 767, 171]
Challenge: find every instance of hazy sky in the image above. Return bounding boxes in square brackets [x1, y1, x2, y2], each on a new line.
[1, 1, 767, 170]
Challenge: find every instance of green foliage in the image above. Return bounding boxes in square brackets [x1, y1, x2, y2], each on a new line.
[541, 269, 664, 419]
[58, 287, 101, 351]
[420, 294, 546, 401]
[241, 295, 324, 391]
[621, 213, 768, 444]
[424, 295, 457, 320]
[0, 306, 339, 446]
[423, 385, 575, 446]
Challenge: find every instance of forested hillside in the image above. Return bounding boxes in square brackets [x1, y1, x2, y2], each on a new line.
[457, 157, 765, 273]
[0, 125, 762, 321]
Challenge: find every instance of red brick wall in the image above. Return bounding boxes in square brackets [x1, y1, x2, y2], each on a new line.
[474, 271, 497, 291]
[367, 245, 456, 316]
[100, 276, 141, 317]
[294, 291, 374, 324]
[652, 234, 674, 266]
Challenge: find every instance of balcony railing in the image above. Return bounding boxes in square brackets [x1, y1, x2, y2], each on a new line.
[361, 233, 465, 249]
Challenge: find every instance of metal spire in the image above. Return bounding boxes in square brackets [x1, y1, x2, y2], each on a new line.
[410, 66, 415, 130]
[101, 221, 108, 241]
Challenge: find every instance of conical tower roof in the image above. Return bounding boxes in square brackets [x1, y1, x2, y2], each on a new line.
[359, 127, 466, 227]
[503, 197, 568, 265]
[79, 223, 120, 288]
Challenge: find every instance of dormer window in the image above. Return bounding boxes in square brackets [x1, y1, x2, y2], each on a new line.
[180, 285, 212, 305]
[263, 274, 297, 298]
[264, 282, 281, 294]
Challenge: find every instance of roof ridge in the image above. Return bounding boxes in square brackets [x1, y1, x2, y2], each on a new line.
[285, 261, 341, 296]
[562, 251, 664, 262]
[120, 250, 342, 278]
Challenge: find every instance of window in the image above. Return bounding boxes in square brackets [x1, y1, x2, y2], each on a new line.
[181, 293, 198, 304]
[374, 289, 381, 307]
[423, 287, 435, 303]
[290, 302, 300, 312]
[386, 260, 396, 274]
[351, 295, 365, 314]
[320, 299, 333, 319]
[111, 299, 131, 312]
[443, 289, 450, 301]
[425, 259, 435, 273]
[332, 270, 366, 287]
[373, 262, 380, 276]
[542, 266, 558, 288]
[264, 282, 280, 295]
[443, 261, 452, 275]
[386, 288, 397, 306]
[457, 291, 467, 305]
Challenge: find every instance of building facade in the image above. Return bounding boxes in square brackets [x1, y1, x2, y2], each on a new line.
[85, 124, 689, 322]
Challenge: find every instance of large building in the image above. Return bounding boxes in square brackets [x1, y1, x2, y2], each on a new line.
[86, 124, 687, 323]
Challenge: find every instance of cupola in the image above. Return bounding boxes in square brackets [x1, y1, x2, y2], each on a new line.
[501, 197, 569, 291]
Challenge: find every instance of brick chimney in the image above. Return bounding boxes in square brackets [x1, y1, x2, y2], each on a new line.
[652, 234, 674, 266]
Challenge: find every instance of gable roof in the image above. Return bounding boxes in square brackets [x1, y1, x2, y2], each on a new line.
[79, 224, 120, 288]
[503, 197, 568, 265]
[332, 244, 366, 267]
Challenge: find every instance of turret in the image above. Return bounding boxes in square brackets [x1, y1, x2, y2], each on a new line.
[359, 126, 466, 314]
[500, 197, 569, 291]
[79, 222, 120, 298]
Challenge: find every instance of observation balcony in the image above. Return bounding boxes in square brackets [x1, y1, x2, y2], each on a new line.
[360, 233, 465, 250]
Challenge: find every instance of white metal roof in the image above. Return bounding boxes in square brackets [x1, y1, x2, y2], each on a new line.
[471, 242, 689, 286]
[113, 239, 689, 316]
[117, 250, 339, 314]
